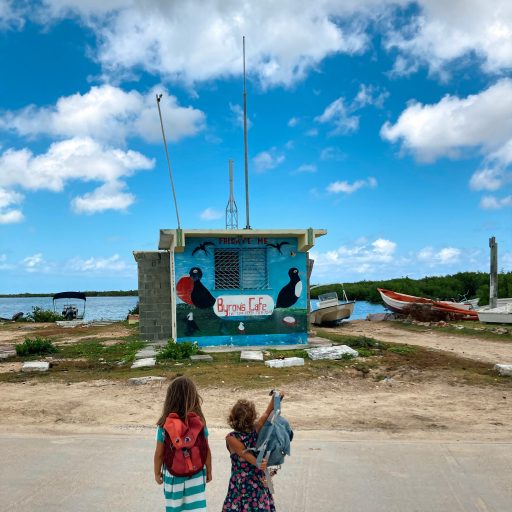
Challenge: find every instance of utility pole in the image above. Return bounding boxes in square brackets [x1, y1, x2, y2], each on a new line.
[489, 236, 498, 308]
[242, 36, 251, 229]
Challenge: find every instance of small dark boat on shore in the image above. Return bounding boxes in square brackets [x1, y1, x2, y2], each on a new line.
[53, 292, 86, 320]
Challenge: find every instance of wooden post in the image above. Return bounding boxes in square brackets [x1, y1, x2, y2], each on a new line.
[489, 236, 498, 309]
[307, 256, 314, 328]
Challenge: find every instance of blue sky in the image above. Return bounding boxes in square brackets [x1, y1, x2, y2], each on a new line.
[0, 1, 511, 293]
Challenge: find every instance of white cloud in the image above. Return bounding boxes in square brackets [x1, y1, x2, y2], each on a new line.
[288, 117, 299, 127]
[417, 246, 461, 265]
[0, 209, 23, 224]
[327, 177, 377, 194]
[0, 187, 24, 224]
[71, 181, 135, 214]
[229, 103, 252, 130]
[199, 208, 223, 221]
[294, 164, 317, 174]
[17, 1, 512, 88]
[43, 1, 371, 88]
[22, 253, 46, 273]
[353, 83, 389, 109]
[0, 0, 25, 30]
[0, 137, 153, 217]
[469, 168, 510, 191]
[315, 98, 359, 135]
[385, 1, 512, 77]
[315, 84, 387, 136]
[0, 84, 205, 145]
[311, 237, 398, 277]
[252, 147, 285, 173]
[479, 195, 512, 210]
[381, 79, 512, 162]
[305, 128, 318, 137]
[320, 146, 345, 161]
[68, 253, 132, 273]
[0, 253, 12, 270]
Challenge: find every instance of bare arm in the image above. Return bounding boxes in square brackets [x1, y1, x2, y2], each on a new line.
[255, 391, 285, 433]
[226, 435, 267, 471]
[205, 445, 212, 482]
[154, 442, 164, 485]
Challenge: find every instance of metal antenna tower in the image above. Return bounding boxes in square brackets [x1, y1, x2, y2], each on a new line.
[225, 159, 239, 229]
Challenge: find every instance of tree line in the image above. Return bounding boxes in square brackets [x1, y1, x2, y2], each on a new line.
[0, 290, 139, 298]
[310, 271, 512, 306]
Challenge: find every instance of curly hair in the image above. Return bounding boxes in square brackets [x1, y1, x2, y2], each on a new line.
[227, 399, 257, 432]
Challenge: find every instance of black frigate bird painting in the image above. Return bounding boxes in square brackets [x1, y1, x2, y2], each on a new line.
[189, 267, 216, 309]
[275, 267, 302, 308]
[265, 241, 290, 255]
[192, 242, 216, 256]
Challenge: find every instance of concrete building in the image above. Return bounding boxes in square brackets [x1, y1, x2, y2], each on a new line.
[134, 228, 326, 345]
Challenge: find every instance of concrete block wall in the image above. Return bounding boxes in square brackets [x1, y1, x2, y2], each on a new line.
[133, 251, 173, 341]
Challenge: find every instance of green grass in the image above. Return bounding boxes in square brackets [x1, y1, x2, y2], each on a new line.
[386, 345, 418, 355]
[58, 338, 144, 364]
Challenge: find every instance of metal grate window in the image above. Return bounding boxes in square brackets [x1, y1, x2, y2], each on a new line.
[241, 248, 268, 289]
[215, 249, 240, 289]
[214, 248, 268, 290]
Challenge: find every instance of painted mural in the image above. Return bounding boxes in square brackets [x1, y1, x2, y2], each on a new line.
[174, 236, 308, 346]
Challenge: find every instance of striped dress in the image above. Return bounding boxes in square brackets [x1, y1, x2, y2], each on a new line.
[156, 426, 207, 512]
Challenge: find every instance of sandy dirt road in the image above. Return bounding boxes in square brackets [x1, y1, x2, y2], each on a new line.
[336, 320, 512, 364]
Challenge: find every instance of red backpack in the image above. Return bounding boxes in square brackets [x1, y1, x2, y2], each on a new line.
[163, 412, 208, 477]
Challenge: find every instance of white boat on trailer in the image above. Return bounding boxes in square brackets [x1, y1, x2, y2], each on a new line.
[310, 291, 355, 326]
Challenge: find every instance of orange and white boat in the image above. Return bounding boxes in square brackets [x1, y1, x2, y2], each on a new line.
[377, 288, 478, 319]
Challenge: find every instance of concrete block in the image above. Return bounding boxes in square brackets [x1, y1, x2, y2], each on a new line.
[495, 364, 512, 376]
[128, 376, 166, 385]
[306, 345, 359, 360]
[22, 361, 50, 372]
[135, 347, 158, 359]
[131, 357, 156, 369]
[240, 350, 264, 362]
[265, 357, 305, 368]
[0, 350, 16, 360]
[190, 355, 213, 362]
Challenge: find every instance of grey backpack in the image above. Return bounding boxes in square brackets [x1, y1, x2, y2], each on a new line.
[254, 390, 293, 491]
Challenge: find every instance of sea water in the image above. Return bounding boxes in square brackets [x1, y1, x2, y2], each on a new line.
[0, 296, 139, 322]
[1, 296, 385, 322]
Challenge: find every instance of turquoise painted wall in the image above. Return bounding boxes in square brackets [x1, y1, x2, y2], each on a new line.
[174, 235, 308, 346]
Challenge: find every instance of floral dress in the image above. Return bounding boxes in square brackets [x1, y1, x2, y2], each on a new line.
[222, 430, 276, 512]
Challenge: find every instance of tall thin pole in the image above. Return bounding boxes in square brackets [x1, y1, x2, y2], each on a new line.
[243, 36, 251, 229]
[489, 236, 498, 308]
[156, 94, 181, 229]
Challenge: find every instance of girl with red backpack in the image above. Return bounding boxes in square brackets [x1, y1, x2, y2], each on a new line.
[221, 392, 285, 511]
[154, 376, 212, 512]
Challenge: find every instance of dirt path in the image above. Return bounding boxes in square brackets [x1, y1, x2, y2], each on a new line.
[334, 320, 512, 364]
[1, 373, 510, 441]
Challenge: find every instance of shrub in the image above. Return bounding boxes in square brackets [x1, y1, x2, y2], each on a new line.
[15, 336, 57, 357]
[127, 302, 139, 315]
[157, 340, 199, 360]
[27, 307, 63, 323]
